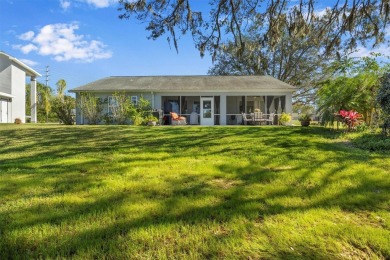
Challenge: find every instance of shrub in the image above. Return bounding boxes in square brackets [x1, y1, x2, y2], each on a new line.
[14, 118, 22, 124]
[78, 93, 103, 125]
[298, 114, 312, 122]
[52, 95, 75, 125]
[338, 110, 363, 131]
[351, 133, 390, 152]
[279, 112, 291, 125]
[377, 73, 390, 136]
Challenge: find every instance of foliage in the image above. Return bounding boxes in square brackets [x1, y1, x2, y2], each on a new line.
[144, 114, 158, 122]
[1, 125, 389, 258]
[56, 79, 67, 98]
[279, 112, 291, 125]
[78, 92, 104, 125]
[25, 83, 57, 123]
[52, 79, 75, 125]
[348, 132, 390, 152]
[52, 95, 75, 125]
[377, 73, 390, 136]
[108, 92, 133, 125]
[118, 1, 390, 63]
[298, 113, 312, 122]
[131, 96, 153, 126]
[317, 57, 389, 127]
[78, 94, 153, 126]
[293, 103, 315, 115]
[208, 32, 333, 103]
[337, 110, 363, 132]
[41, 85, 52, 123]
[14, 118, 22, 124]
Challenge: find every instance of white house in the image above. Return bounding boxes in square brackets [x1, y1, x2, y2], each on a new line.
[70, 75, 295, 125]
[0, 51, 41, 123]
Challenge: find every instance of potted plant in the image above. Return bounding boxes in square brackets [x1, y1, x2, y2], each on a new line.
[279, 112, 291, 126]
[145, 115, 158, 126]
[298, 114, 312, 127]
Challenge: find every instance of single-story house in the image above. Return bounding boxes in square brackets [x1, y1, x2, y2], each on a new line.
[70, 75, 295, 125]
[0, 51, 41, 123]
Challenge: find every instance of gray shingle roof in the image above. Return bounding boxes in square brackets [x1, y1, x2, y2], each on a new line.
[70, 75, 295, 92]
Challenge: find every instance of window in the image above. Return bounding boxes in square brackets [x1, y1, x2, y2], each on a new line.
[108, 96, 118, 115]
[131, 96, 138, 105]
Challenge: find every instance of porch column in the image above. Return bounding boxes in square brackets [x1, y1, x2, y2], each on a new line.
[220, 94, 227, 125]
[30, 76, 37, 123]
[285, 93, 293, 113]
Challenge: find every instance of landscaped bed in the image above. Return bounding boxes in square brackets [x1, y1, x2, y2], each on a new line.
[0, 124, 389, 258]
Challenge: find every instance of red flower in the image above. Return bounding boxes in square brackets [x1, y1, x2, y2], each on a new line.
[337, 110, 362, 131]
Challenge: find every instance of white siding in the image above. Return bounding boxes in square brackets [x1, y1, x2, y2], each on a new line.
[0, 58, 12, 95]
[11, 65, 26, 123]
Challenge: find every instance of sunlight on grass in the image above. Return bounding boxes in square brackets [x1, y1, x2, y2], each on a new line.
[0, 124, 389, 258]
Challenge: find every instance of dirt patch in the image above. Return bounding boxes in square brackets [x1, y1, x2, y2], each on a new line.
[208, 179, 243, 189]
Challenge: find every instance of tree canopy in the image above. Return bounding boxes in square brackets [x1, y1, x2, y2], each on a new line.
[118, 0, 390, 60]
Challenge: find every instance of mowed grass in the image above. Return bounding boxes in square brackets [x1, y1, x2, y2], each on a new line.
[0, 124, 389, 259]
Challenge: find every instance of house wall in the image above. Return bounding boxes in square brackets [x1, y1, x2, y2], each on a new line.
[0, 58, 12, 95]
[76, 92, 152, 125]
[75, 90, 293, 125]
[0, 57, 27, 123]
[11, 64, 27, 123]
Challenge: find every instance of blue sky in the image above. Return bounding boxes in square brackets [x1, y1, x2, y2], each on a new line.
[1, 0, 389, 94]
[0, 0, 213, 92]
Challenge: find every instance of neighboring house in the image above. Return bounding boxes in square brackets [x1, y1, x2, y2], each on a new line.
[70, 75, 295, 125]
[0, 51, 41, 123]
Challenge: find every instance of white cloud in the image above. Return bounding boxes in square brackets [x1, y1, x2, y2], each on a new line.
[314, 7, 330, 18]
[81, 0, 117, 8]
[20, 43, 38, 54]
[18, 31, 35, 41]
[350, 45, 390, 58]
[15, 23, 112, 63]
[20, 59, 38, 67]
[60, 0, 71, 10]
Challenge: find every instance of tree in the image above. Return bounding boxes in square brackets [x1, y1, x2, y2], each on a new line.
[56, 79, 67, 99]
[208, 27, 333, 103]
[52, 96, 75, 125]
[41, 85, 52, 123]
[377, 73, 390, 135]
[118, 0, 390, 60]
[317, 57, 389, 127]
[52, 79, 75, 125]
[78, 92, 104, 125]
[25, 82, 55, 123]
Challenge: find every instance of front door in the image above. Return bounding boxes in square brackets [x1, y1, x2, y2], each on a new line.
[0, 100, 8, 123]
[200, 97, 214, 125]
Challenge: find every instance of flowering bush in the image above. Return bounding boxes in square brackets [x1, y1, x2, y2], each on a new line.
[338, 110, 362, 131]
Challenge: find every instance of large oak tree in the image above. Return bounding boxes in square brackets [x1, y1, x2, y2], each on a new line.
[118, 0, 390, 60]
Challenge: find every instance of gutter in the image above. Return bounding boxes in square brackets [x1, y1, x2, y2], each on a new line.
[0, 91, 15, 99]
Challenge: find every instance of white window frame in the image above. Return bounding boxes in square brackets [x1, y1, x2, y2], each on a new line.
[131, 96, 138, 105]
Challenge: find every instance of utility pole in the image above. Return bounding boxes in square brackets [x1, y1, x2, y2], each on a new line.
[45, 65, 49, 87]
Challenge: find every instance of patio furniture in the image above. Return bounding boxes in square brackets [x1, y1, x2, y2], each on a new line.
[170, 112, 187, 125]
[241, 113, 253, 125]
[253, 112, 266, 125]
[264, 112, 275, 125]
[190, 112, 198, 125]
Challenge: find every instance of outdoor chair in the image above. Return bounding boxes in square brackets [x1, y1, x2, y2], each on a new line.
[170, 112, 186, 125]
[253, 112, 265, 125]
[241, 113, 253, 125]
[264, 112, 275, 125]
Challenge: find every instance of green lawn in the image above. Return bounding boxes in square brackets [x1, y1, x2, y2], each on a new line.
[0, 124, 389, 259]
